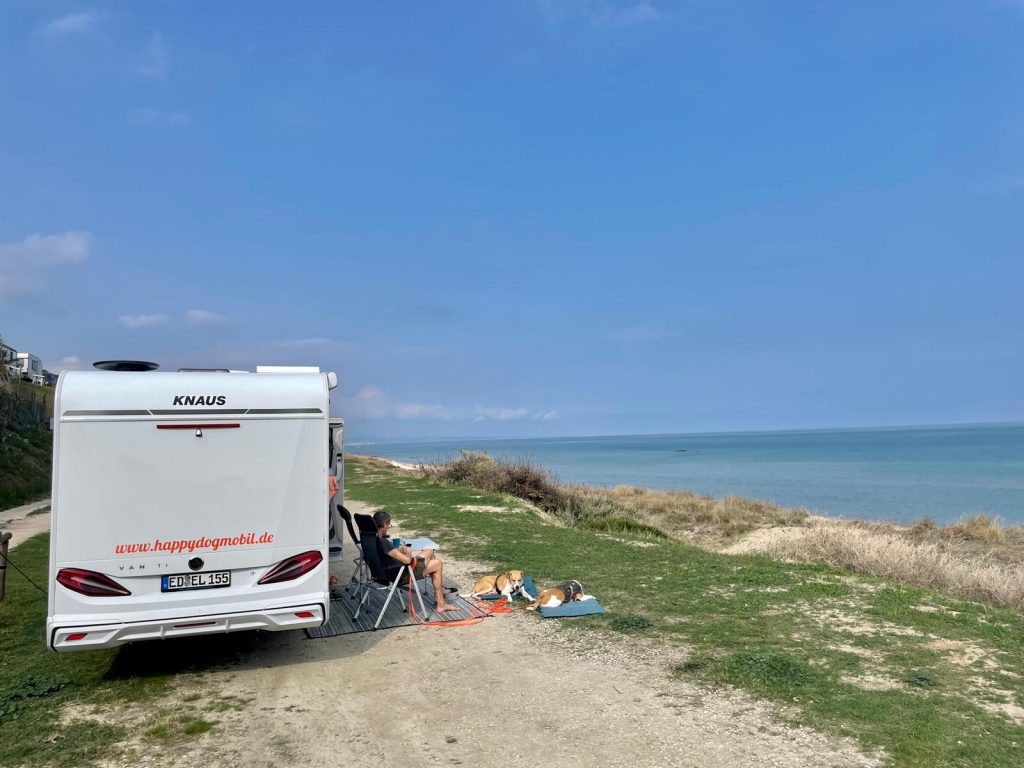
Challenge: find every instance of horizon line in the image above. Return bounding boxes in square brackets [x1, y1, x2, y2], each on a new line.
[357, 418, 1024, 444]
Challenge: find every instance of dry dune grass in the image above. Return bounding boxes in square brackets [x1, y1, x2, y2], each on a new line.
[565, 483, 808, 538]
[349, 454, 410, 471]
[425, 451, 807, 536]
[943, 514, 1024, 545]
[750, 521, 1024, 611]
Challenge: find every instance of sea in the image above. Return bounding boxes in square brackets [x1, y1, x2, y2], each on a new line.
[356, 424, 1024, 526]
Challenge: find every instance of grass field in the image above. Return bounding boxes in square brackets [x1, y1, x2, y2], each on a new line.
[3, 458, 1023, 767]
[346, 458, 1024, 768]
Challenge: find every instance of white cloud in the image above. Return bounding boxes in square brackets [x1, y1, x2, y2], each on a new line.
[0, 231, 90, 267]
[345, 385, 455, 421]
[343, 385, 556, 423]
[138, 32, 167, 77]
[344, 385, 390, 419]
[271, 337, 345, 348]
[0, 231, 91, 298]
[128, 108, 192, 127]
[119, 314, 169, 329]
[185, 309, 227, 327]
[393, 402, 457, 420]
[472, 406, 530, 422]
[46, 355, 89, 372]
[471, 406, 558, 421]
[40, 12, 98, 37]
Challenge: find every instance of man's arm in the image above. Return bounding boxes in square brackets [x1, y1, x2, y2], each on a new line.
[386, 545, 413, 565]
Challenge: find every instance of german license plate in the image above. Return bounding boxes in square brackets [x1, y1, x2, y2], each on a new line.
[161, 571, 231, 592]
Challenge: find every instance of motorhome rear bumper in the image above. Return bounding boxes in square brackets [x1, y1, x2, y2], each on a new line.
[48, 602, 325, 652]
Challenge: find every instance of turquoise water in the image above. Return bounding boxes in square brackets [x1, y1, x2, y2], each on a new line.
[358, 424, 1024, 525]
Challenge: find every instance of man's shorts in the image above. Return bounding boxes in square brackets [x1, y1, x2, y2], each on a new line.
[411, 558, 426, 580]
[387, 558, 426, 583]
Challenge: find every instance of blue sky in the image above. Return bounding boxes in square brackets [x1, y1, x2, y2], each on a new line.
[1, 1, 1022, 439]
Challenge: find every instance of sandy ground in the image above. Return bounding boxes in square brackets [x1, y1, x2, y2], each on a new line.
[0, 498, 51, 550]
[71, 499, 880, 768]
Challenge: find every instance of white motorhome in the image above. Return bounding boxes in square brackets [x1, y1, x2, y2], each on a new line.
[47, 363, 341, 651]
[14, 352, 44, 384]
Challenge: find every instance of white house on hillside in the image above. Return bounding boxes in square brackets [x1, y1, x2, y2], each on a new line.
[2, 339, 18, 379]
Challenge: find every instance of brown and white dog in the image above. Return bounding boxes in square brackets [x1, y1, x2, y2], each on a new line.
[470, 570, 535, 602]
[526, 579, 593, 610]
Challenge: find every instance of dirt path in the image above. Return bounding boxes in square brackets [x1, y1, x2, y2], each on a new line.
[0, 498, 50, 551]
[89, 499, 878, 768]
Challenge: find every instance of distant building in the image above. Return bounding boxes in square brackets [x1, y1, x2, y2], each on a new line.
[14, 352, 44, 385]
[0, 339, 15, 364]
[42, 370, 59, 387]
[1, 340, 17, 379]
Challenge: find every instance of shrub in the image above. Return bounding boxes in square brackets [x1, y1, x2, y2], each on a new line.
[722, 652, 814, 689]
[909, 517, 937, 535]
[429, 451, 567, 514]
[945, 515, 1008, 544]
[0, 676, 67, 717]
[904, 671, 938, 688]
[0, 426, 52, 509]
[609, 614, 653, 633]
[578, 516, 668, 539]
[676, 656, 714, 674]
[676, 652, 816, 692]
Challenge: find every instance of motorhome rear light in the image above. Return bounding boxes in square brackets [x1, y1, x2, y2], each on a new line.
[257, 551, 323, 585]
[66, 633, 88, 641]
[174, 621, 216, 629]
[295, 611, 315, 619]
[56, 568, 132, 597]
[156, 423, 240, 430]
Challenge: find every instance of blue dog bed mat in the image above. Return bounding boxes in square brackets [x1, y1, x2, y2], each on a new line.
[478, 575, 539, 601]
[540, 599, 606, 618]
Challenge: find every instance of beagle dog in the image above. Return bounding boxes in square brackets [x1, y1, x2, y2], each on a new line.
[470, 570, 535, 602]
[526, 579, 593, 610]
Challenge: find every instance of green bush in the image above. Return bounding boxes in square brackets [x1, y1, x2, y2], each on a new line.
[722, 652, 814, 689]
[430, 451, 567, 514]
[609, 614, 653, 633]
[578, 516, 668, 539]
[0, 427, 52, 509]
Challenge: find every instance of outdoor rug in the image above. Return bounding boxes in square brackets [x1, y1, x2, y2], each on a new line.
[539, 599, 606, 618]
[306, 581, 480, 638]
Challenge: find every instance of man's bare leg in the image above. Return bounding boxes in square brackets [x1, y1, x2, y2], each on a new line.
[424, 559, 458, 613]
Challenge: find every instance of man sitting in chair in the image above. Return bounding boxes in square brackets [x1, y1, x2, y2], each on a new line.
[374, 510, 459, 614]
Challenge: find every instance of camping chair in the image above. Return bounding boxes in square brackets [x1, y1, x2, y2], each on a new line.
[353, 528, 428, 630]
[337, 505, 367, 599]
[351, 512, 378, 600]
[353, 512, 378, 538]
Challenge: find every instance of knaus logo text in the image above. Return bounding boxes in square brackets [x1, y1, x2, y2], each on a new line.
[172, 395, 227, 406]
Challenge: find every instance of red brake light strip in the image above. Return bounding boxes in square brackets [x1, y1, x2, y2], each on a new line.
[156, 423, 240, 429]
